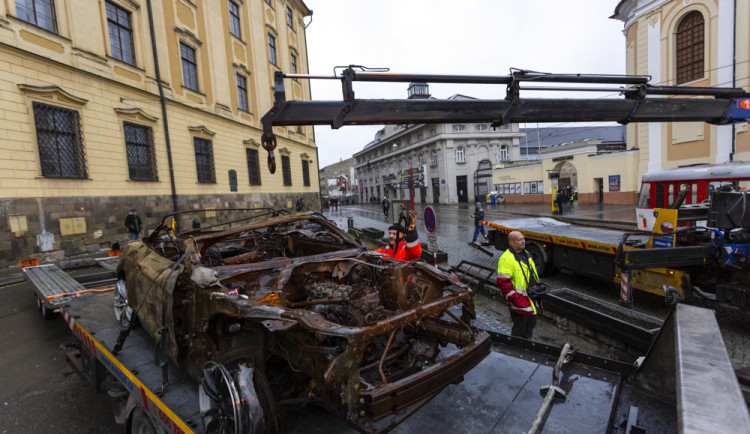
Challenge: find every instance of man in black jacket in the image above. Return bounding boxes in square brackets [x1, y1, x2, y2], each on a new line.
[471, 202, 488, 243]
[125, 209, 142, 241]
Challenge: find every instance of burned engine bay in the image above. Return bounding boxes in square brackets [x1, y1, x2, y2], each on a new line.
[117, 209, 491, 433]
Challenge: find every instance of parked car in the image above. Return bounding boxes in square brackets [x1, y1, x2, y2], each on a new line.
[115, 208, 490, 433]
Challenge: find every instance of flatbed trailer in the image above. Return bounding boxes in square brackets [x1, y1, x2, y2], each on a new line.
[16, 258, 748, 433]
[22, 260, 118, 320]
[53, 291, 639, 433]
[55, 289, 750, 433]
[484, 217, 686, 298]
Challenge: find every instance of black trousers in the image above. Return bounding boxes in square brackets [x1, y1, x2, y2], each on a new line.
[510, 311, 537, 339]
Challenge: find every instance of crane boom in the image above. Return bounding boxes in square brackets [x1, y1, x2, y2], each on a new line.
[259, 67, 750, 173]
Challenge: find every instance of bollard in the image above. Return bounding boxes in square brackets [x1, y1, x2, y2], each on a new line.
[347, 216, 354, 229]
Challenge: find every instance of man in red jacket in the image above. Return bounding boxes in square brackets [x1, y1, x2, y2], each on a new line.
[374, 212, 422, 261]
[496, 231, 540, 339]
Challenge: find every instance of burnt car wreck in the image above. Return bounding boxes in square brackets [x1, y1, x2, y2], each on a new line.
[115, 209, 490, 433]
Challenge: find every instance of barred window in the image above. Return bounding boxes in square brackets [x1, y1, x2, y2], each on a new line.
[106, 1, 135, 65]
[124, 122, 157, 181]
[180, 42, 198, 91]
[33, 102, 87, 179]
[291, 53, 297, 74]
[302, 160, 310, 186]
[228, 1, 241, 38]
[193, 137, 216, 183]
[281, 155, 291, 186]
[676, 11, 704, 84]
[268, 34, 277, 65]
[228, 169, 238, 192]
[15, 0, 56, 33]
[246, 148, 261, 185]
[236, 73, 248, 111]
[455, 146, 465, 163]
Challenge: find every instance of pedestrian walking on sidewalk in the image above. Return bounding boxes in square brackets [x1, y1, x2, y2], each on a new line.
[125, 209, 142, 241]
[382, 196, 390, 220]
[471, 202, 487, 243]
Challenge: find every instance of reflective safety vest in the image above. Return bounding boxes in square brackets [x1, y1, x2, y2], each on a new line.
[374, 238, 422, 261]
[496, 249, 539, 315]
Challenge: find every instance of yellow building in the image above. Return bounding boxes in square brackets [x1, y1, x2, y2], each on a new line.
[494, 0, 750, 206]
[0, 0, 316, 265]
[613, 0, 750, 172]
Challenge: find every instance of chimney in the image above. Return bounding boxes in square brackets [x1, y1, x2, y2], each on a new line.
[407, 82, 430, 99]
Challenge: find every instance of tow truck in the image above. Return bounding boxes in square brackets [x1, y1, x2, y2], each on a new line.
[23, 68, 750, 433]
[483, 162, 750, 310]
[258, 66, 750, 311]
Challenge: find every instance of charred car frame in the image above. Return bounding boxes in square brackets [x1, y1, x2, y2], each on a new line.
[115, 209, 490, 433]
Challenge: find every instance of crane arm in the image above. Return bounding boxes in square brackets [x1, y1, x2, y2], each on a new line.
[259, 67, 750, 173]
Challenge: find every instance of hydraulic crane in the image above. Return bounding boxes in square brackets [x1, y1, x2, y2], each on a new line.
[260, 66, 750, 173]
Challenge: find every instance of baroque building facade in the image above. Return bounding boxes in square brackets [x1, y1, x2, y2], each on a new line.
[488, 0, 750, 206]
[354, 86, 523, 205]
[0, 0, 315, 266]
[612, 0, 750, 172]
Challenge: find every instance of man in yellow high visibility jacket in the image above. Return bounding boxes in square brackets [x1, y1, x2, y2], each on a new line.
[496, 231, 540, 339]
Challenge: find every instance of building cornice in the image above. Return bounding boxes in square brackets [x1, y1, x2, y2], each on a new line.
[610, 0, 670, 30]
[17, 84, 88, 105]
[114, 107, 159, 122]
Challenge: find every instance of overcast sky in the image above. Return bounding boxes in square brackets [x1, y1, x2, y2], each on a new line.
[301, 0, 627, 167]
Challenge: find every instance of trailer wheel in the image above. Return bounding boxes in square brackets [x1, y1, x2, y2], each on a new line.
[35, 294, 42, 312]
[199, 360, 270, 434]
[129, 407, 158, 434]
[114, 277, 135, 328]
[527, 242, 553, 276]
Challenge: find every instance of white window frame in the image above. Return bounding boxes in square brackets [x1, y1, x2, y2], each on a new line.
[455, 146, 465, 163]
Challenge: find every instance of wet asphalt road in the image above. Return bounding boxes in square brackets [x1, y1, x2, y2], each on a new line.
[0, 272, 119, 433]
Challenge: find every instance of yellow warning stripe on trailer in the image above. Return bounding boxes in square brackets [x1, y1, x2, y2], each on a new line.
[61, 308, 194, 434]
[485, 221, 620, 255]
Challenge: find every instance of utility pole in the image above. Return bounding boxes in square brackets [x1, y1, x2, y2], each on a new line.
[409, 166, 415, 210]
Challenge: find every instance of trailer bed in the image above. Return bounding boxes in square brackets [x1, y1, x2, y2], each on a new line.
[485, 217, 647, 255]
[23, 264, 88, 307]
[61, 292, 633, 433]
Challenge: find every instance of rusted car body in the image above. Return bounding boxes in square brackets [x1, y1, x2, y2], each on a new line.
[116, 209, 490, 433]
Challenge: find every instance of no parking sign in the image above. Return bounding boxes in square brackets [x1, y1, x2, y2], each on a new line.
[424, 207, 437, 233]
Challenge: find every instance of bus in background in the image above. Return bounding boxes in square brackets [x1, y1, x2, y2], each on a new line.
[636, 162, 750, 230]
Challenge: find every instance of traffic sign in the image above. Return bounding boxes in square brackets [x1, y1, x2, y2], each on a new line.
[424, 206, 437, 233]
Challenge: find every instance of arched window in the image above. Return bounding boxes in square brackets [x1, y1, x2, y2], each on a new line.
[676, 11, 704, 84]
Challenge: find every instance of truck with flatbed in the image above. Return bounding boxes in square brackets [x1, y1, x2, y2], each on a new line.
[484, 161, 750, 310]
